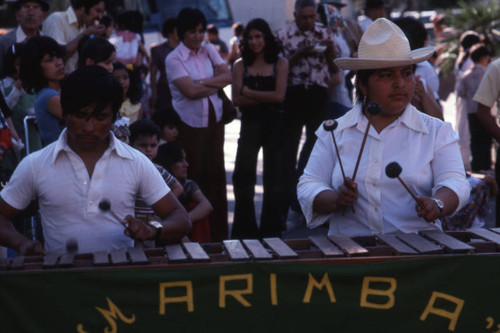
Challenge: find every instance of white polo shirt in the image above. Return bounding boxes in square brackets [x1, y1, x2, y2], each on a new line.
[1, 130, 170, 253]
[42, 6, 84, 74]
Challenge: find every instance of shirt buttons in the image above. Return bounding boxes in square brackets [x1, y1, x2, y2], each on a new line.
[83, 181, 87, 185]
[90, 201, 94, 205]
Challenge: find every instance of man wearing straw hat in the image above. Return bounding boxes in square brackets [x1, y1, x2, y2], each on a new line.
[298, 18, 470, 237]
[0, 0, 49, 77]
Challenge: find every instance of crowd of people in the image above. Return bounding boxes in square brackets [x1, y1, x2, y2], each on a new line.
[0, 0, 497, 255]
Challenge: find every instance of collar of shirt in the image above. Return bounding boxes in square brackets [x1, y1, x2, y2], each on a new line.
[177, 42, 209, 62]
[16, 25, 42, 43]
[67, 6, 79, 27]
[337, 103, 430, 135]
[51, 129, 134, 165]
[15, 26, 28, 42]
[284, 21, 325, 38]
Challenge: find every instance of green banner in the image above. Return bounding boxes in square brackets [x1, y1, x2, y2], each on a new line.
[1, 255, 499, 332]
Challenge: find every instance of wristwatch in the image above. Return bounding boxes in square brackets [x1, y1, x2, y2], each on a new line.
[148, 221, 163, 241]
[431, 198, 444, 217]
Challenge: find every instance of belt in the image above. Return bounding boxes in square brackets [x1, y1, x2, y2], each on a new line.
[289, 83, 326, 91]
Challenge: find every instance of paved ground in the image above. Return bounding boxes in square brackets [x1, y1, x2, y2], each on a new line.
[223, 91, 496, 239]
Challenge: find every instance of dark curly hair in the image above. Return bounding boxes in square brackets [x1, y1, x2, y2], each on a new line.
[77, 35, 115, 69]
[240, 18, 281, 66]
[129, 119, 161, 145]
[154, 141, 185, 172]
[61, 65, 123, 122]
[112, 61, 142, 105]
[176, 8, 206, 42]
[20, 36, 64, 94]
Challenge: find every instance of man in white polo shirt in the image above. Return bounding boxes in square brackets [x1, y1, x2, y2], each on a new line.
[42, 0, 106, 73]
[0, 66, 191, 254]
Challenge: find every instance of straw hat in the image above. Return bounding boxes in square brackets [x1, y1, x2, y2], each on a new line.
[334, 18, 435, 70]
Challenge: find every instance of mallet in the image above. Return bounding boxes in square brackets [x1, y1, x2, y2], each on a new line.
[323, 119, 355, 214]
[352, 103, 380, 181]
[99, 199, 127, 228]
[323, 119, 346, 181]
[385, 161, 422, 208]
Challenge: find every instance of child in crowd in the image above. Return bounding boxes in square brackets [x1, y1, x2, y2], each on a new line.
[0, 44, 31, 157]
[113, 62, 142, 123]
[151, 109, 180, 145]
[129, 120, 183, 236]
[109, 11, 150, 69]
[77, 35, 116, 72]
[100, 15, 115, 39]
[154, 141, 212, 243]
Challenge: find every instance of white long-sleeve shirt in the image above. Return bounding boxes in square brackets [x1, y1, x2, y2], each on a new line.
[298, 103, 470, 237]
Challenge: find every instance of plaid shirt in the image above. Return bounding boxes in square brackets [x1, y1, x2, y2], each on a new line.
[277, 21, 333, 88]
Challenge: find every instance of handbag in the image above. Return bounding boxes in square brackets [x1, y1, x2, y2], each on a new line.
[207, 50, 237, 124]
[218, 89, 237, 124]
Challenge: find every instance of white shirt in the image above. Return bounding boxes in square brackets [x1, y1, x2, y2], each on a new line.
[416, 61, 440, 100]
[298, 103, 470, 237]
[0, 130, 170, 253]
[330, 32, 352, 108]
[358, 16, 373, 32]
[42, 6, 84, 74]
[166, 42, 224, 128]
[473, 58, 500, 110]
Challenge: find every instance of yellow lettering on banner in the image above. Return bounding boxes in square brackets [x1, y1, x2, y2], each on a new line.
[76, 324, 88, 333]
[420, 291, 464, 332]
[270, 273, 278, 305]
[360, 277, 396, 309]
[159, 281, 194, 313]
[219, 274, 253, 308]
[95, 297, 136, 333]
[303, 273, 336, 303]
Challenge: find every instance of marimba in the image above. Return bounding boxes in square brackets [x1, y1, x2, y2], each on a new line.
[3, 228, 500, 271]
[3, 229, 500, 333]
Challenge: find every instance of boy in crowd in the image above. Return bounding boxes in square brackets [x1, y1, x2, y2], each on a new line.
[129, 119, 184, 246]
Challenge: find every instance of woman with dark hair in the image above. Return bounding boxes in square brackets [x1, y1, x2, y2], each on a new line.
[298, 18, 470, 237]
[20, 36, 65, 146]
[230, 18, 288, 238]
[165, 7, 232, 241]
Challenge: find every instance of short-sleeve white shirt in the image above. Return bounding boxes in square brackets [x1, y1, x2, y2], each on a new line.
[0, 130, 170, 253]
[298, 103, 470, 237]
[165, 42, 225, 128]
[473, 57, 500, 110]
[42, 6, 84, 74]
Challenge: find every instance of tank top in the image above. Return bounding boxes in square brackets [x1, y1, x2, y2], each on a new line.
[240, 61, 283, 114]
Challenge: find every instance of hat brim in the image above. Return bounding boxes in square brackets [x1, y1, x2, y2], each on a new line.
[13, 0, 49, 11]
[334, 46, 436, 70]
